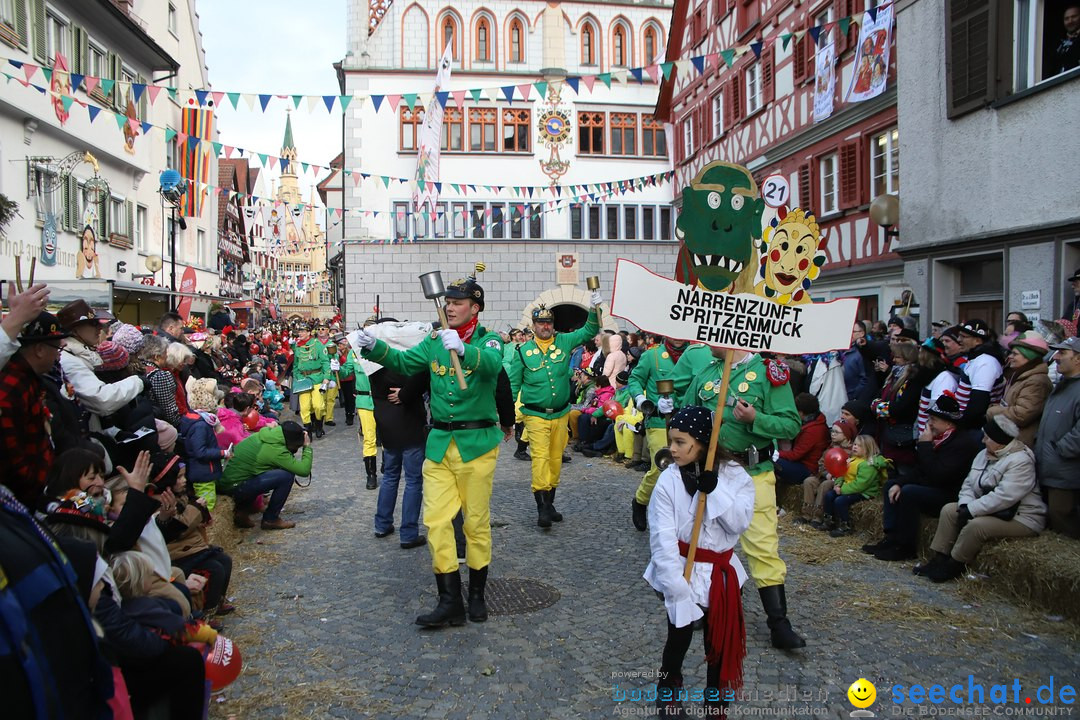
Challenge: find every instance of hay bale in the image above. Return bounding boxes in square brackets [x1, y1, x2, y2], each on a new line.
[973, 533, 1080, 623]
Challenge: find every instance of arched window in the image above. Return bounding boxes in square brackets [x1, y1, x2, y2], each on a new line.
[644, 25, 659, 65]
[439, 14, 461, 61]
[509, 18, 524, 63]
[476, 17, 491, 61]
[613, 24, 627, 66]
[581, 23, 596, 65]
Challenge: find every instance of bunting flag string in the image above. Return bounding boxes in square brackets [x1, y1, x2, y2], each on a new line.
[0, 2, 886, 116]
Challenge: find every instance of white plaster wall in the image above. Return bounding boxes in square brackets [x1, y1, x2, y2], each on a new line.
[897, 0, 1080, 251]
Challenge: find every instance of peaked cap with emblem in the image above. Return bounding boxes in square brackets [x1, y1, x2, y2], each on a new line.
[532, 304, 554, 323]
[445, 262, 486, 311]
[19, 311, 71, 344]
[57, 299, 109, 331]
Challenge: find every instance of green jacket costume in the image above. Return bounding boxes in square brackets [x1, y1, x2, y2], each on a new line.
[502, 341, 519, 374]
[362, 327, 503, 462]
[626, 344, 683, 430]
[339, 350, 373, 411]
[508, 310, 599, 420]
[678, 352, 801, 475]
[218, 425, 313, 493]
[292, 339, 330, 387]
[837, 455, 888, 499]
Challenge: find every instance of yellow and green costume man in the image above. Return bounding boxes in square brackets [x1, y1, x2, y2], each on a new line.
[292, 330, 330, 436]
[316, 327, 339, 426]
[507, 304, 599, 528]
[674, 346, 808, 649]
[339, 348, 379, 487]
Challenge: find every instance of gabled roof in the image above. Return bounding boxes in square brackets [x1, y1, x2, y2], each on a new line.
[654, 0, 689, 123]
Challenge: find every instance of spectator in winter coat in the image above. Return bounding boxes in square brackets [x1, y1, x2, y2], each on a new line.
[871, 342, 935, 469]
[843, 321, 872, 402]
[370, 365, 429, 546]
[986, 332, 1052, 449]
[775, 392, 829, 487]
[919, 415, 1047, 582]
[55, 300, 144, 422]
[140, 335, 181, 426]
[864, 393, 983, 561]
[218, 421, 311, 530]
[953, 319, 1006, 428]
[1034, 336, 1080, 539]
[179, 379, 230, 505]
[915, 338, 961, 434]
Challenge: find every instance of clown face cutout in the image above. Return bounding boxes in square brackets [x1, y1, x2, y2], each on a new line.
[753, 208, 826, 305]
[674, 162, 765, 292]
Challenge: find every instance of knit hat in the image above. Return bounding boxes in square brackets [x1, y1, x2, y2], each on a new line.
[281, 420, 306, 452]
[615, 369, 630, 386]
[155, 420, 178, 453]
[148, 452, 183, 495]
[832, 418, 858, 443]
[841, 400, 867, 425]
[668, 406, 713, 447]
[95, 341, 129, 372]
[921, 337, 948, 362]
[1009, 331, 1049, 362]
[928, 392, 964, 423]
[188, 378, 222, 412]
[984, 414, 1019, 445]
[111, 323, 145, 355]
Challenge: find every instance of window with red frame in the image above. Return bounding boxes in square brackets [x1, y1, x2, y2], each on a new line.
[613, 23, 628, 66]
[476, 17, 491, 61]
[509, 18, 524, 63]
[582, 23, 597, 65]
[468, 108, 497, 151]
[579, 111, 605, 154]
[642, 115, 667, 157]
[400, 106, 425, 151]
[610, 112, 637, 155]
[502, 108, 531, 152]
[442, 107, 463, 151]
[644, 26, 659, 65]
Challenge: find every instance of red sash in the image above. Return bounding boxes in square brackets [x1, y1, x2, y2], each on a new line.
[678, 540, 746, 691]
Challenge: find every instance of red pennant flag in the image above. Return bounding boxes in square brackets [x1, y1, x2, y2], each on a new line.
[352, 172, 362, 186]
[147, 84, 163, 104]
[23, 63, 37, 82]
[387, 94, 401, 112]
[84, 76, 100, 95]
[516, 83, 531, 102]
[176, 131, 188, 145]
[581, 75, 596, 92]
[645, 65, 660, 83]
[452, 90, 465, 107]
[211, 91, 225, 107]
[224, 145, 235, 158]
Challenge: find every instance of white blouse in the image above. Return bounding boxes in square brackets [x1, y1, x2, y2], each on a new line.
[643, 461, 755, 628]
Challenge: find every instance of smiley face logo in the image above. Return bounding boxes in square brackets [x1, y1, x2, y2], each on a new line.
[847, 678, 876, 709]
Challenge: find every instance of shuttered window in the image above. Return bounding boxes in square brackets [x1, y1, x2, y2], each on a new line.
[798, 162, 812, 209]
[792, 35, 809, 84]
[945, 0, 996, 118]
[838, 141, 862, 209]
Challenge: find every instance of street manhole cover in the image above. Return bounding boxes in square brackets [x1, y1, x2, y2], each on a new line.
[465, 577, 560, 616]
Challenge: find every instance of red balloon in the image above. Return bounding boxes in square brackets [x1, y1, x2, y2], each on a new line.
[823, 447, 850, 477]
[203, 635, 242, 691]
[242, 409, 261, 432]
[602, 399, 625, 420]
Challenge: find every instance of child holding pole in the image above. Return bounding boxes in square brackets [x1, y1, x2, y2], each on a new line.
[643, 405, 755, 717]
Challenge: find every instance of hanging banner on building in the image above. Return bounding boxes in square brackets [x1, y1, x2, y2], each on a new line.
[176, 266, 198, 320]
[179, 104, 215, 217]
[845, 4, 894, 103]
[813, 42, 836, 122]
[412, 44, 454, 239]
[610, 259, 858, 355]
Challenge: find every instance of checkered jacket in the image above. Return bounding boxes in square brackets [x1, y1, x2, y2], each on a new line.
[0, 354, 53, 507]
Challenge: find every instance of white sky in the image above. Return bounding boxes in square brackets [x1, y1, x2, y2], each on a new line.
[197, 0, 346, 202]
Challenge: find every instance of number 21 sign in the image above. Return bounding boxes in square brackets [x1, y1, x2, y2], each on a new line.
[761, 174, 790, 209]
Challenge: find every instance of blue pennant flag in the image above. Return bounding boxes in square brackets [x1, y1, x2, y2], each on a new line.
[8, 59, 21, 68]
[867, 6, 879, 22]
[187, 136, 200, 151]
[501, 86, 515, 103]
[750, 42, 763, 59]
[629, 67, 644, 83]
[88, 105, 100, 122]
[691, 56, 705, 74]
[323, 95, 336, 112]
[258, 94, 272, 111]
[131, 83, 145, 103]
[371, 94, 384, 112]
[565, 77, 580, 94]
[195, 89, 209, 106]
[70, 73, 84, 91]
[435, 91, 449, 108]
[809, 26, 822, 45]
[140, 121, 153, 135]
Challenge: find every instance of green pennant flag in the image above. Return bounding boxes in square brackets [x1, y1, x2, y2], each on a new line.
[41, 68, 51, 84]
[533, 81, 547, 99]
[257, 152, 268, 165]
[292, 95, 303, 108]
[301, 162, 309, 173]
[469, 88, 483, 103]
[404, 93, 418, 111]
[61, 95, 74, 113]
[212, 141, 223, 155]
[339, 95, 353, 111]
[380, 175, 391, 188]
[167, 87, 177, 102]
[227, 92, 240, 109]
[720, 49, 736, 68]
[113, 112, 126, 130]
[165, 128, 176, 143]
[100, 79, 115, 96]
[782, 33, 793, 51]
[839, 17, 851, 36]
[598, 73, 612, 89]
[660, 62, 674, 80]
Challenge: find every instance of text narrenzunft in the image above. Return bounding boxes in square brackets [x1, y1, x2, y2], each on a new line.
[610, 259, 859, 354]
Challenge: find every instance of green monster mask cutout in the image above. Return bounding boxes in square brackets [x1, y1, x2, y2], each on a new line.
[674, 162, 765, 292]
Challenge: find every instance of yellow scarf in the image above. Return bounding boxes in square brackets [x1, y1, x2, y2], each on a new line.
[534, 336, 555, 355]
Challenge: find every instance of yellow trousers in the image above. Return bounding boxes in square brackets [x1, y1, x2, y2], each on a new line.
[567, 409, 583, 440]
[614, 409, 642, 458]
[741, 469, 786, 588]
[356, 408, 377, 457]
[298, 388, 324, 425]
[634, 428, 669, 505]
[523, 414, 570, 492]
[321, 385, 339, 421]
[423, 440, 498, 574]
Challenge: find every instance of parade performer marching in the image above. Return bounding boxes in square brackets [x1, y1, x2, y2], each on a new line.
[292, 323, 330, 439]
[507, 293, 602, 528]
[316, 323, 340, 427]
[676, 346, 806, 649]
[628, 335, 690, 531]
[349, 265, 503, 628]
[336, 335, 379, 489]
[644, 406, 754, 717]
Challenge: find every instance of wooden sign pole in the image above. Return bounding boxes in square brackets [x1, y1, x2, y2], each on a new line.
[683, 347, 736, 582]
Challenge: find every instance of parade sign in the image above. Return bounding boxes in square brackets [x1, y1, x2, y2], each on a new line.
[610, 259, 857, 354]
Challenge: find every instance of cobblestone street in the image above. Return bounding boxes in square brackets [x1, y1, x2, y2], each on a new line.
[212, 410, 1080, 719]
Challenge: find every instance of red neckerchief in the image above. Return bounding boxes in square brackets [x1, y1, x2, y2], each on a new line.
[297, 337, 311, 347]
[455, 315, 480, 343]
[665, 340, 685, 363]
[932, 427, 955, 449]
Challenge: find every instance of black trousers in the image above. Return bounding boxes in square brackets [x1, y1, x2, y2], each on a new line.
[339, 378, 356, 419]
[174, 546, 233, 611]
[122, 644, 205, 719]
[661, 620, 720, 690]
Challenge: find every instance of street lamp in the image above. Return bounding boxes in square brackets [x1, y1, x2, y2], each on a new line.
[869, 193, 900, 239]
[159, 169, 188, 310]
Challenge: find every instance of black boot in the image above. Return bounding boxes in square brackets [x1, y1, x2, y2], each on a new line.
[364, 456, 378, 490]
[913, 551, 950, 577]
[415, 572, 467, 628]
[562, 452, 571, 464]
[548, 487, 563, 522]
[758, 585, 806, 650]
[313, 419, 325, 438]
[534, 490, 552, 528]
[324, 415, 336, 427]
[514, 440, 530, 461]
[656, 671, 684, 717]
[345, 412, 354, 426]
[632, 498, 648, 531]
[926, 556, 966, 583]
[467, 566, 488, 622]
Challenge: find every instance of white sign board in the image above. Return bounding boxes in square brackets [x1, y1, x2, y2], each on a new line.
[761, 174, 790, 208]
[1021, 290, 1040, 310]
[609, 259, 859, 355]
